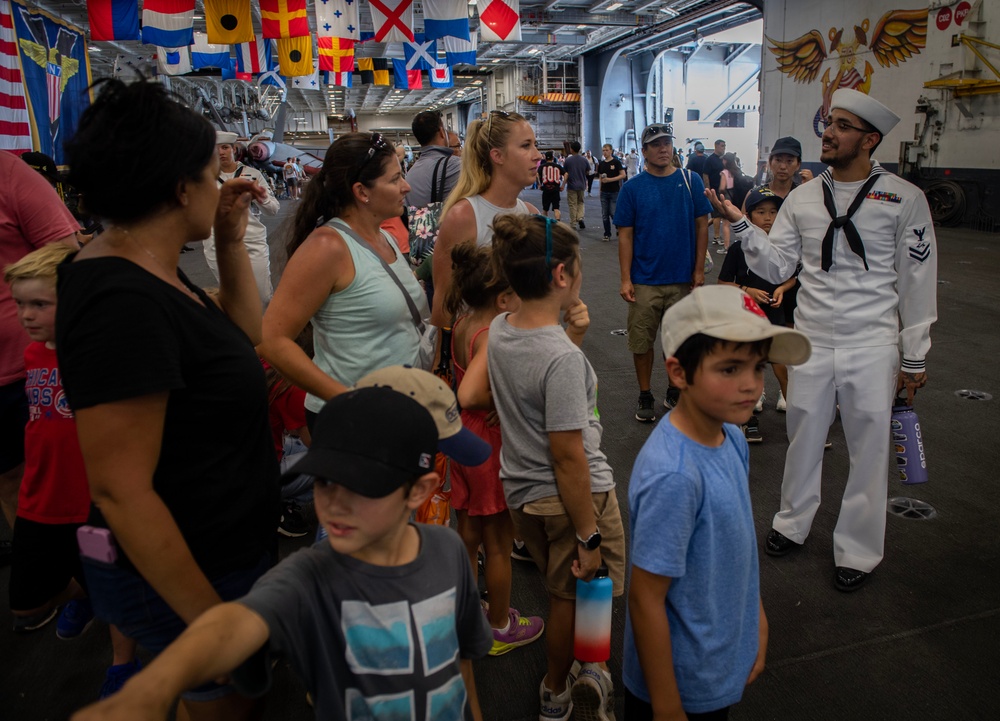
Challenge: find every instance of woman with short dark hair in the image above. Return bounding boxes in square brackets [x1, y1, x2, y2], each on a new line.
[58, 79, 277, 721]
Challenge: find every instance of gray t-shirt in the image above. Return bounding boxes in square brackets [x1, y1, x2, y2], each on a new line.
[235, 524, 492, 721]
[487, 314, 615, 508]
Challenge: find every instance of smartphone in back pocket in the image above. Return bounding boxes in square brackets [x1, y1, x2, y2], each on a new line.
[77, 525, 118, 564]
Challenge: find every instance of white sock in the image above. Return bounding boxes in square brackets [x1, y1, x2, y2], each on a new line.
[493, 618, 511, 634]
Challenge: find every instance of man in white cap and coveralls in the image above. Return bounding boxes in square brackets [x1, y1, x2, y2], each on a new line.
[707, 89, 937, 592]
[204, 131, 280, 305]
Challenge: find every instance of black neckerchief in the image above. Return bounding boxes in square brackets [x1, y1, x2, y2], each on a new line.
[819, 163, 887, 272]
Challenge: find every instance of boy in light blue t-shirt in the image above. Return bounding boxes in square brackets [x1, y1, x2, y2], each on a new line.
[624, 285, 812, 720]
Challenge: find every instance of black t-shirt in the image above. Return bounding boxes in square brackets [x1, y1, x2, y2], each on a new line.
[537, 161, 564, 190]
[597, 158, 625, 193]
[704, 153, 724, 191]
[686, 154, 708, 177]
[718, 242, 785, 325]
[56, 257, 279, 578]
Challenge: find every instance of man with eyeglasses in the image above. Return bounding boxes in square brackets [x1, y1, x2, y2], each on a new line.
[448, 131, 462, 157]
[615, 123, 712, 423]
[709, 89, 937, 593]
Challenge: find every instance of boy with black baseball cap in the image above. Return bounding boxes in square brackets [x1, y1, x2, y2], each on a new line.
[71, 386, 493, 721]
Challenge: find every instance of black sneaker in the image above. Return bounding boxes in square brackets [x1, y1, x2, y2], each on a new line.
[636, 392, 655, 422]
[663, 387, 680, 410]
[278, 501, 310, 538]
[744, 417, 763, 444]
[511, 540, 533, 562]
[602, 235, 610, 242]
[578, 220, 586, 229]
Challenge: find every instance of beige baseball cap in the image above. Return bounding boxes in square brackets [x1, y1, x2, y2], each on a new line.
[661, 286, 812, 365]
[354, 366, 491, 466]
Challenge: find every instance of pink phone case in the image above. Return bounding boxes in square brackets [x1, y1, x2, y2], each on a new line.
[77, 525, 118, 564]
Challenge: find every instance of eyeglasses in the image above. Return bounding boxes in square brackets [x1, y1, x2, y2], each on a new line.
[641, 124, 673, 144]
[486, 110, 510, 147]
[823, 117, 874, 135]
[352, 132, 388, 183]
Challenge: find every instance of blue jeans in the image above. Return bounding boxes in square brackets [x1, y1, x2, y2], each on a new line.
[601, 191, 619, 236]
[83, 552, 273, 701]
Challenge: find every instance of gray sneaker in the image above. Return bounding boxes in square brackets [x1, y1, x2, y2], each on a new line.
[571, 663, 615, 721]
[636, 392, 655, 422]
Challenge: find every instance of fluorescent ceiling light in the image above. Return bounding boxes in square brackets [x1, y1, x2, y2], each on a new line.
[606, 2, 623, 11]
[491, 58, 501, 63]
[660, 7, 680, 16]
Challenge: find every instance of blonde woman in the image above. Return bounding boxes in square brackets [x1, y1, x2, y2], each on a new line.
[429, 110, 542, 328]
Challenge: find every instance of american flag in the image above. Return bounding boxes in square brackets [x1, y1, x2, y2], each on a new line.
[0, 0, 31, 152]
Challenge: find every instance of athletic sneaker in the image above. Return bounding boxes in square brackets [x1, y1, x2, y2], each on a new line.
[99, 659, 143, 699]
[602, 235, 610, 242]
[539, 675, 575, 721]
[754, 392, 765, 414]
[578, 220, 586, 230]
[635, 391, 655, 423]
[278, 501, 310, 538]
[716, 247, 728, 254]
[744, 416, 763, 444]
[776, 390, 787, 412]
[489, 608, 544, 656]
[56, 599, 95, 640]
[571, 662, 616, 721]
[511, 539, 533, 562]
[12, 606, 59, 634]
[663, 387, 680, 410]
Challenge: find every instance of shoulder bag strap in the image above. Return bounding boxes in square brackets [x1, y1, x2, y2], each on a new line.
[430, 157, 448, 204]
[327, 218, 424, 330]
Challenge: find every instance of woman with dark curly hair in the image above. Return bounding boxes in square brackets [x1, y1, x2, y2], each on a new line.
[57, 79, 277, 721]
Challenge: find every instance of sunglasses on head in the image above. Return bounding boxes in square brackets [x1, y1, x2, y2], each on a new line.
[352, 132, 389, 184]
[487, 109, 511, 147]
[642, 125, 673, 144]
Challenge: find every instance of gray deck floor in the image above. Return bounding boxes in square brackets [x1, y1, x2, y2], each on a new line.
[2, 189, 997, 720]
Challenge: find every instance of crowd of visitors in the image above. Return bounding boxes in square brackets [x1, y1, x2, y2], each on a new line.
[2, 77, 935, 721]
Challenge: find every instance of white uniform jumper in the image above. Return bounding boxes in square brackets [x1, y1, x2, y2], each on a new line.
[735, 160, 937, 572]
[203, 163, 281, 305]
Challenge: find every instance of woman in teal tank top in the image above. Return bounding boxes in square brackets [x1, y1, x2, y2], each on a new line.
[259, 133, 427, 419]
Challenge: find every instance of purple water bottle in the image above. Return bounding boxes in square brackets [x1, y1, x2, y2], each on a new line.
[891, 395, 928, 485]
[575, 564, 612, 663]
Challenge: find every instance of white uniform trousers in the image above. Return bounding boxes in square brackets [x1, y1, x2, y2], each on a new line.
[204, 246, 273, 308]
[773, 344, 899, 572]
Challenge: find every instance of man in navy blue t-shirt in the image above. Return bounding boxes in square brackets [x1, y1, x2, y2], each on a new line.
[614, 123, 712, 423]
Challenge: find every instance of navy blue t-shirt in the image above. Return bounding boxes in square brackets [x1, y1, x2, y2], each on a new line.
[614, 169, 713, 285]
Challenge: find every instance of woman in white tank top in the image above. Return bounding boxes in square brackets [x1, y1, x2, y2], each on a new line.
[430, 111, 542, 328]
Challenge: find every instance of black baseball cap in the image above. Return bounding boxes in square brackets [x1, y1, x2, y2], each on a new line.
[21, 152, 59, 183]
[280, 387, 437, 498]
[770, 137, 802, 158]
[744, 186, 784, 213]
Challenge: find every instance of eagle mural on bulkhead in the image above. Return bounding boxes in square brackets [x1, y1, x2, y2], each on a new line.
[766, 7, 928, 136]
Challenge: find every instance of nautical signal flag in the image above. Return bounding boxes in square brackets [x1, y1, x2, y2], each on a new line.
[291, 60, 320, 90]
[88, 0, 140, 42]
[276, 36, 313, 77]
[318, 37, 355, 73]
[430, 64, 453, 88]
[322, 70, 352, 87]
[477, 0, 522, 42]
[356, 57, 390, 86]
[236, 35, 272, 75]
[370, 0, 415, 44]
[156, 46, 192, 76]
[404, 34, 437, 71]
[316, 1, 360, 41]
[392, 59, 422, 90]
[260, 0, 309, 40]
[444, 30, 477, 66]
[191, 33, 231, 69]
[141, 0, 195, 48]
[423, 0, 471, 41]
[204, 0, 254, 45]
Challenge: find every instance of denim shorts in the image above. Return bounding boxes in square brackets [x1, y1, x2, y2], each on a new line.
[82, 552, 273, 701]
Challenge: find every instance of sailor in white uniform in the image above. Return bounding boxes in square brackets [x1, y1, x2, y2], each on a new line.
[203, 131, 280, 305]
[706, 89, 937, 591]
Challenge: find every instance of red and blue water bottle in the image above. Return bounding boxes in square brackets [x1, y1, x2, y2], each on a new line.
[575, 564, 613, 662]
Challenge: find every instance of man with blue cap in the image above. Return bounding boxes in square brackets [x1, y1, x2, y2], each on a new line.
[706, 89, 938, 592]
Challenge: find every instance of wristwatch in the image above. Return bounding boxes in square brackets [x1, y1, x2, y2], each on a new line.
[576, 528, 602, 550]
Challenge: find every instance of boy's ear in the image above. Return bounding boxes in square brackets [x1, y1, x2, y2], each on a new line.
[665, 356, 690, 390]
[404, 472, 440, 510]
